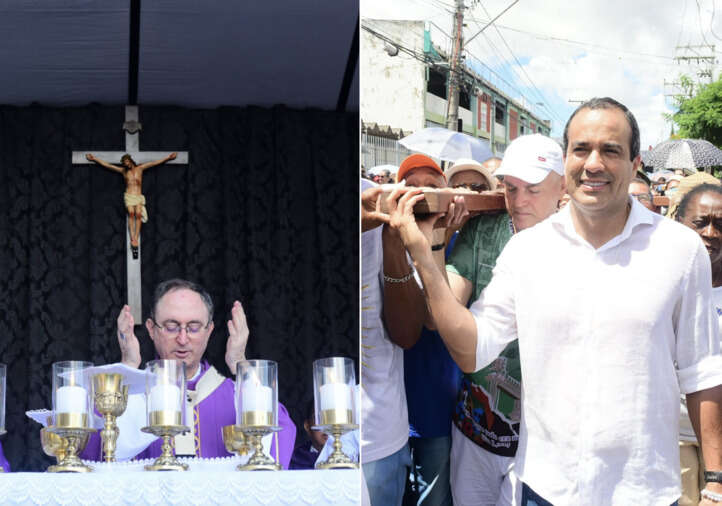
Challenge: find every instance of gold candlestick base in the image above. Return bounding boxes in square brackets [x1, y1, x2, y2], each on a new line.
[140, 425, 190, 471]
[313, 423, 358, 469]
[222, 424, 250, 456]
[47, 426, 96, 473]
[0, 430, 5, 472]
[237, 425, 282, 471]
[94, 375, 129, 463]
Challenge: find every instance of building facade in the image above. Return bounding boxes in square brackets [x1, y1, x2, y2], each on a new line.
[362, 19, 551, 168]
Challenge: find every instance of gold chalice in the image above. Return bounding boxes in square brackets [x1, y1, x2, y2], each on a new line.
[93, 373, 129, 462]
[222, 424, 250, 457]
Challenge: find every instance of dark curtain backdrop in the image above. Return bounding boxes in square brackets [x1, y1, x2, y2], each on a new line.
[0, 104, 358, 471]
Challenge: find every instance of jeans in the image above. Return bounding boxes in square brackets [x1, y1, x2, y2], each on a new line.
[521, 482, 680, 506]
[363, 443, 412, 506]
[404, 436, 453, 506]
[521, 483, 553, 506]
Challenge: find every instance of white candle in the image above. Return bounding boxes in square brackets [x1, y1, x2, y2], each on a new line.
[320, 383, 353, 411]
[149, 384, 181, 412]
[241, 384, 273, 413]
[56, 385, 87, 413]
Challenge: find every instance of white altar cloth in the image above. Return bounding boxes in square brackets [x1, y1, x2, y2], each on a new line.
[0, 457, 360, 505]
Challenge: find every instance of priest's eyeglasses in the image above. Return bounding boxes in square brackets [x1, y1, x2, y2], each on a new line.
[152, 319, 209, 336]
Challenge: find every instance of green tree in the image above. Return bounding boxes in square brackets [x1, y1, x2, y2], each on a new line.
[671, 75, 722, 147]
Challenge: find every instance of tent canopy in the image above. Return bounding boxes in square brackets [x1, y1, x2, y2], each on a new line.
[0, 0, 358, 110]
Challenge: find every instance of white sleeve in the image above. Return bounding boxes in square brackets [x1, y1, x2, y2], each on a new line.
[676, 241, 722, 394]
[469, 244, 518, 372]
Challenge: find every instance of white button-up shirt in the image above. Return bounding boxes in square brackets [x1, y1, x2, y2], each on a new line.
[470, 197, 722, 505]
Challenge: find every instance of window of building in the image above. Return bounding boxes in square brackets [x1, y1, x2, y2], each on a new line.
[427, 69, 447, 99]
[479, 95, 488, 132]
[495, 105, 505, 124]
[459, 88, 470, 109]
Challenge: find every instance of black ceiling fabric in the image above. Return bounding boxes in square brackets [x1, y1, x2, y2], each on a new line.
[0, 1, 359, 110]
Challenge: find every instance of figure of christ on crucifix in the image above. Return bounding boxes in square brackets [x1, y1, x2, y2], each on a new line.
[86, 152, 177, 259]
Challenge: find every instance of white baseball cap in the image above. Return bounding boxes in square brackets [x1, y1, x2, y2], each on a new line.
[495, 134, 564, 185]
[444, 158, 497, 191]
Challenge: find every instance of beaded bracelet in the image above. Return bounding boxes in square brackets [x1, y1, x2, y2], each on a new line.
[383, 271, 414, 283]
[702, 489, 722, 502]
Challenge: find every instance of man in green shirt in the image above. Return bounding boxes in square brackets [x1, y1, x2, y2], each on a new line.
[445, 134, 566, 505]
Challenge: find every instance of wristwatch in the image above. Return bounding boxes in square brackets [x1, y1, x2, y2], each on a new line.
[705, 471, 722, 483]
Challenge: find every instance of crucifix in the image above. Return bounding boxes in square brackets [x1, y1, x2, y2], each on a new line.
[72, 105, 189, 323]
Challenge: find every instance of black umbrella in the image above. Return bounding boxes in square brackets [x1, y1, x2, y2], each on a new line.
[644, 139, 722, 171]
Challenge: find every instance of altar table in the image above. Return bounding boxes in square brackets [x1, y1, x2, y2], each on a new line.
[0, 457, 360, 505]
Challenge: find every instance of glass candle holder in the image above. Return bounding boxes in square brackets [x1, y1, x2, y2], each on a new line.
[0, 363, 6, 433]
[313, 357, 356, 426]
[236, 360, 278, 427]
[52, 361, 94, 428]
[145, 359, 186, 427]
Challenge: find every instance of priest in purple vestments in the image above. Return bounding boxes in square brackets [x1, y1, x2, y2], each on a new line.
[80, 279, 296, 467]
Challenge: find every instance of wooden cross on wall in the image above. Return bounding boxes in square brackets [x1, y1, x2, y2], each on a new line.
[72, 105, 189, 323]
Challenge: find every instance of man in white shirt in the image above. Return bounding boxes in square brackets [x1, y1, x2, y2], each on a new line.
[386, 97, 722, 505]
[361, 178, 412, 506]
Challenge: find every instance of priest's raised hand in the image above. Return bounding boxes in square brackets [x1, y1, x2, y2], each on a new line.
[225, 300, 249, 375]
[117, 304, 141, 368]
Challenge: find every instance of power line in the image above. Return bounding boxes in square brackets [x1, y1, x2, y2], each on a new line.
[711, 0, 722, 42]
[696, 0, 712, 46]
[467, 19, 538, 106]
[364, 18, 546, 122]
[463, 17, 706, 71]
[474, 3, 563, 125]
[465, 17, 674, 61]
[429, 0, 456, 10]
[407, 0, 452, 15]
[677, 0, 689, 48]
[361, 22, 435, 66]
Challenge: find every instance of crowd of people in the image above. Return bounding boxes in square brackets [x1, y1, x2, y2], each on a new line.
[361, 97, 722, 506]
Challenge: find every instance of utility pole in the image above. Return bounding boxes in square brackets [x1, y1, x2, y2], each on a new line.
[664, 45, 716, 106]
[446, 0, 465, 132]
[674, 45, 716, 84]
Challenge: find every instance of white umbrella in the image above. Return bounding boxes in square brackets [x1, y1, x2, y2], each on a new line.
[650, 169, 674, 182]
[368, 164, 398, 176]
[399, 127, 493, 163]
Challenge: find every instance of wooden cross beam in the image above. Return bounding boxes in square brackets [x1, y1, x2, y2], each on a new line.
[72, 105, 189, 323]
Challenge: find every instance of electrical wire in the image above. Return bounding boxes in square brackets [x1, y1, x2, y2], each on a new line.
[696, 0, 712, 46]
[364, 20, 552, 126]
[463, 16, 703, 71]
[710, 0, 722, 42]
[465, 17, 674, 60]
[474, 3, 564, 125]
[677, 0, 689, 48]
[407, 0, 452, 15]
